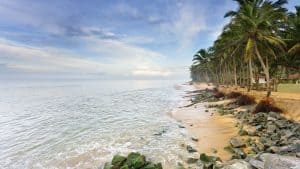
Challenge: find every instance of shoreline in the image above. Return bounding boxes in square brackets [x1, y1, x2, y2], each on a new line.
[171, 82, 300, 168]
[171, 83, 238, 161]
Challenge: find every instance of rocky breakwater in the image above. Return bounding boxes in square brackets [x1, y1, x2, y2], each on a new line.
[208, 91, 300, 168]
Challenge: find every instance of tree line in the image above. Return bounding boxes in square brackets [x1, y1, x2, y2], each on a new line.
[190, 0, 300, 97]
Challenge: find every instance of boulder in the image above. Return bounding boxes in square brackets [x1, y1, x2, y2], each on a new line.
[186, 145, 198, 153]
[249, 159, 263, 169]
[111, 155, 127, 168]
[266, 124, 277, 134]
[232, 148, 247, 159]
[191, 137, 199, 142]
[120, 165, 129, 169]
[143, 162, 162, 169]
[230, 138, 246, 148]
[261, 153, 300, 169]
[125, 152, 146, 168]
[186, 157, 198, 164]
[199, 153, 222, 168]
[103, 162, 113, 169]
[221, 160, 252, 169]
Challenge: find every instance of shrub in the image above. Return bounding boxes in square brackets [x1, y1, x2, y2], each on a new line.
[214, 91, 225, 98]
[226, 91, 242, 99]
[253, 98, 282, 114]
[236, 94, 256, 106]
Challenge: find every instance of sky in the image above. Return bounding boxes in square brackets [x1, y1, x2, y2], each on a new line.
[0, 0, 298, 80]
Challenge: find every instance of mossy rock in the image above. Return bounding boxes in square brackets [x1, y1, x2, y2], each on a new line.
[111, 155, 127, 168]
[120, 164, 129, 169]
[142, 162, 162, 169]
[199, 153, 221, 163]
[125, 152, 146, 168]
[104, 162, 113, 169]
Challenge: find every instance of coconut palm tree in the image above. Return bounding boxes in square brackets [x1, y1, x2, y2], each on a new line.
[224, 0, 287, 97]
[286, 6, 300, 55]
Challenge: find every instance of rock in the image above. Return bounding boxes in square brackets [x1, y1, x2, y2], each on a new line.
[178, 125, 185, 128]
[266, 124, 277, 134]
[186, 157, 198, 164]
[267, 117, 277, 121]
[143, 162, 162, 169]
[111, 155, 127, 168]
[222, 159, 252, 169]
[211, 148, 218, 154]
[125, 152, 146, 168]
[154, 129, 167, 136]
[244, 127, 257, 136]
[275, 120, 287, 129]
[232, 148, 247, 159]
[275, 142, 300, 153]
[186, 145, 197, 153]
[261, 153, 300, 169]
[238, 128, 248, 136]
[176, 162, 185, 169]
[191, 137, 199, 142]
[120, 165, 129, 169]
[198, 153, 222, 168]
[200, 153, 221, 163]
[230, 138, 246, 148]
[103, 162, 113, 169]
[249, 159, 263, 169]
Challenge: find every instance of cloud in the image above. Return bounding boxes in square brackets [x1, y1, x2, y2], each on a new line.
[160, 1, 207, 48]
[132, 67, 171, 77]
[0, 39, 107, 74]
[0, 37, 174, 78]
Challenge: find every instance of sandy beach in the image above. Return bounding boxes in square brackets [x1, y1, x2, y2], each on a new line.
[171, 83, 238, 161]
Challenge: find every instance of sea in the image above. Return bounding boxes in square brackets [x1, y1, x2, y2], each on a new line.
[0, 79, 193, 169]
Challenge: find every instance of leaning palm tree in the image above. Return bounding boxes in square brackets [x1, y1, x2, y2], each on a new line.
[286, 6, 300, 55]
[224, 0, 287, 97]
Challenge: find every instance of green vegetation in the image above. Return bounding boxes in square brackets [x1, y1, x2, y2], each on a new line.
[191, 0, 300, 97]
[277, 83, 300, 92]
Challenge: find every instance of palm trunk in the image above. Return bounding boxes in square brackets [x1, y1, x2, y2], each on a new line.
[247, 58, 254, 92]
[255, 45, 271, 97]
[233, 58, 237, 86]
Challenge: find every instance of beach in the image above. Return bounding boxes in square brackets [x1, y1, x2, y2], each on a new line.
[169, 82, 300, 169]
[171, 83, 238, 161]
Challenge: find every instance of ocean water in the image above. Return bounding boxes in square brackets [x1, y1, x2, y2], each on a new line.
[0, 79, 191, 169]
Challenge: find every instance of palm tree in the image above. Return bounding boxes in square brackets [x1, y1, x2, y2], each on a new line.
[192, 49, 211, 82]
[224, 0, 287, 97]
[286, 6, 300, 55]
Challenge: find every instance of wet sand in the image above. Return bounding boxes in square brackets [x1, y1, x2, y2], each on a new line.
[172, 83, 238, 161]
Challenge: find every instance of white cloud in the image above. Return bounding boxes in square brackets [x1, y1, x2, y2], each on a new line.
[0, 38, 176, 78]
[0, 40, 108, 74]
[132, 66, 171, 77]
[161, 2, 207, 48]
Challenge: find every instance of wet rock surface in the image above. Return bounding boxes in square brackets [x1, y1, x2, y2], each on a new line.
[103, 152, 162, 169]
